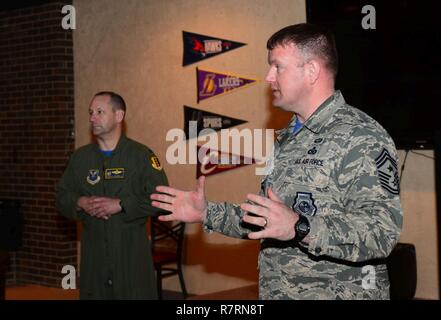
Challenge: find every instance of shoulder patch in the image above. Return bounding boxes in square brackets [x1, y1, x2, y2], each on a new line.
[375, 148, 399, 195]
[150, 155, 163, 170]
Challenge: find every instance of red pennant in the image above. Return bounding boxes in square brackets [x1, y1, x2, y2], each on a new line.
[196, 146, 256, 178]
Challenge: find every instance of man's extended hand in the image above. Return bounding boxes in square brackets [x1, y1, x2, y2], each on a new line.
[150, 176, 207, 223]
[241, 187, 299, 241]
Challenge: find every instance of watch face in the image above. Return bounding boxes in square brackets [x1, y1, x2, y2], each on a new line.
[298, 222, 309, 234]
[294, 215, 310, 242]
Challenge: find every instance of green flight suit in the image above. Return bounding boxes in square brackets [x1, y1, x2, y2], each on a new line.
[56, 135, 168, 299]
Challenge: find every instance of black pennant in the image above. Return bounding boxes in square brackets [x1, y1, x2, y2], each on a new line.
[184, 105, 247, 139]
[182, 31, 246, 66]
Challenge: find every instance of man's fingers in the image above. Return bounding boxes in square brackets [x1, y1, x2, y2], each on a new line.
[242, 213, 267, 228]
[90, 197, 104, 204]
[247, 229, 268, 240]
[150, 193, 174, 204]
[197, 176, 206, 195]
[267, 187, 283, 203]
[155, 185, 179, 196]
[240, 202, 266, 217]
[151, 201, 173, 213]
[246, 193, 273, 208]
[158, 213, 177, 222]
[94, 207, 107, 217]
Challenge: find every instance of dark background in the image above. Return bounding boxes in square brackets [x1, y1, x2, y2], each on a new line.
[307, 0, 441, 150]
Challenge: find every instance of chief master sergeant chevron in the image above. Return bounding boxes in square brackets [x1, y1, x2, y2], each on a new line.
[151, 23, 403, 299]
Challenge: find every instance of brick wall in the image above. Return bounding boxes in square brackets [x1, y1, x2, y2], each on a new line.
[0, 1, 76, 287]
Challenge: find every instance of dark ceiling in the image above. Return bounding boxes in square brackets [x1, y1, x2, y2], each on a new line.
[0, 0, 63, 12]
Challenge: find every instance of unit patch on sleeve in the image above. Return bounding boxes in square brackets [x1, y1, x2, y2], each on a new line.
[150, 155, 163, 171]
[375, 148, 399, 195]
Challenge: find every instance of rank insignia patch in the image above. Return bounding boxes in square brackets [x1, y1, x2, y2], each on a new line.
[150, 156, 162, 171]
[105, 168, 125, 179]
[86, 169, 100, 185]
[375, 148, 399, 195]
[293, 192, 317, 216]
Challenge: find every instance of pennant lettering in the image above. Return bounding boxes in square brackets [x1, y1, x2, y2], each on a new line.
[183, 31, 246, 66]
[184, 105, 247, 139]
[197, 68, 258, 103]
[196, 146, 256, 178]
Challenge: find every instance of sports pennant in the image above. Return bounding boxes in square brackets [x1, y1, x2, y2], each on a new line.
[197, 68, 258, 103]
[183, 31, 246, 66]
[196, 146, 256, 178]
[184, 105, 247, 139]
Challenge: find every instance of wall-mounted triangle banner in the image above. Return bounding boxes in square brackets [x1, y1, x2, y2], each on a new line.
[196, 146, 256, 178]
[197, 67, 258, 103]
[183, 31, 246, 66]
[184, 105, 247, 140]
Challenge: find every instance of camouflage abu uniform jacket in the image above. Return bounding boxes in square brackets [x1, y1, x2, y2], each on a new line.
[203, 91, 403, 299]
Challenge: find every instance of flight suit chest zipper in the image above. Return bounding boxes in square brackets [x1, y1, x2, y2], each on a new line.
[101, 159, 113, 284]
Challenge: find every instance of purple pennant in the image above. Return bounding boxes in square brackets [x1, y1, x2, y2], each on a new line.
[197, 68, 258, 103]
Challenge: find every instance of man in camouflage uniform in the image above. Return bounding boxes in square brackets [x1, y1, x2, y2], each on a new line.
[151, 23, 402, 299]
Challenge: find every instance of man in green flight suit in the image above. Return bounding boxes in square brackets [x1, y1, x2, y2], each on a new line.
[56, 91, 168, 299]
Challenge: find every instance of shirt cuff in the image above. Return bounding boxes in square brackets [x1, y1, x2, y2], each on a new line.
[202, 201, 216, 233]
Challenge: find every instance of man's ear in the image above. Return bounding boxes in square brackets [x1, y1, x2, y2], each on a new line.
[306, 59, 321, 84]
[116, 110, 125, 122]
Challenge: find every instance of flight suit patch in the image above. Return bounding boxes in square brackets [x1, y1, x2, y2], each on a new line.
[86, 169, 101, 185]
[105, 168, 125, 179]
[150, 155, 162, 170]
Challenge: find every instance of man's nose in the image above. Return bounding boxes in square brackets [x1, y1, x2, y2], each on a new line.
[265, 68, 275, 83]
